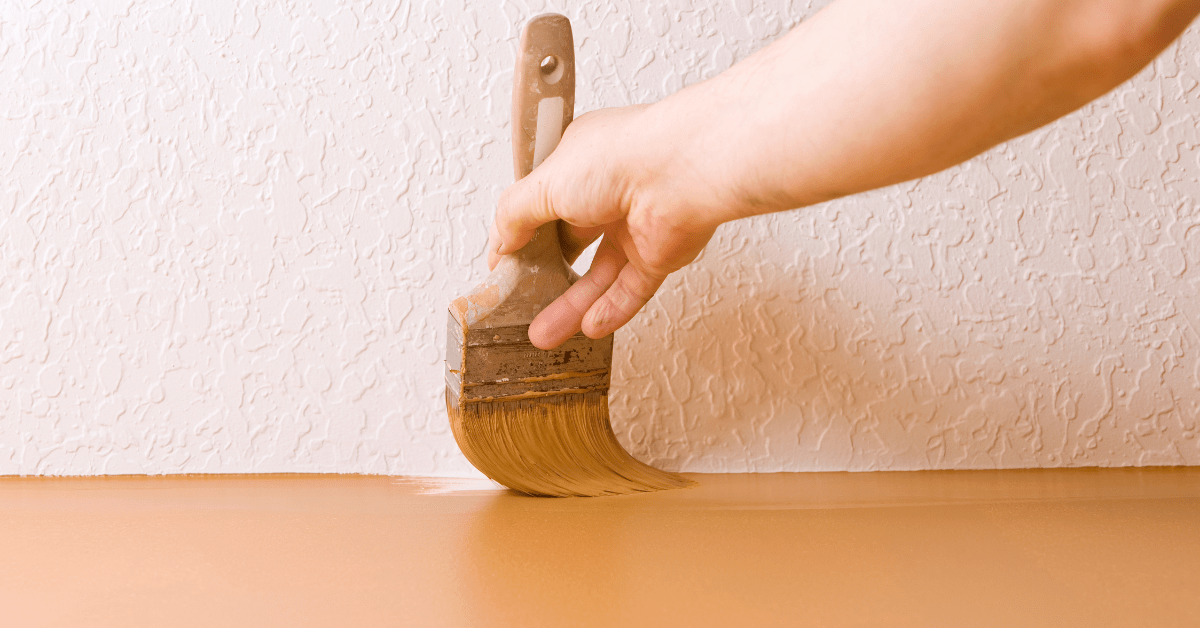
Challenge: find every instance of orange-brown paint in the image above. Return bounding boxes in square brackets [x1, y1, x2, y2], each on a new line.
[1, 468, 1198, 626]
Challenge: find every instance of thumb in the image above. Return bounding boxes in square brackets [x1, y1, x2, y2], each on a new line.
[488, 170, 559, 268]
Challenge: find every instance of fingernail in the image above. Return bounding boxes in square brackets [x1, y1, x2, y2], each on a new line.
[584, 311, 606, 337]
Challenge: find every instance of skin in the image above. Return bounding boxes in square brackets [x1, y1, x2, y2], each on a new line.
[489, 0, 1200, 350]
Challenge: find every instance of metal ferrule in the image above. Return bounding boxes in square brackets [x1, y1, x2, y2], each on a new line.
[446, 311, 614, 407]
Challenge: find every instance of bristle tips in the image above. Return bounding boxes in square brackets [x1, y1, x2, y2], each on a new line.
[447, 391, 694, 497]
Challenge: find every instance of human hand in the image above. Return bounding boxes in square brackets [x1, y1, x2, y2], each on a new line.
[487, 102, 733, 350]
[490, 0, 1200, 351]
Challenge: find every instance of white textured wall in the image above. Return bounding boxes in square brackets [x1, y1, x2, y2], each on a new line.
[3, 0, 1200, 476]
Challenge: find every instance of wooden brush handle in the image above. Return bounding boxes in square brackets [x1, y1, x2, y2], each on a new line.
[513, 14, 575, 180]
[509, 14, 574, 263]
[449, 14, 579, 329]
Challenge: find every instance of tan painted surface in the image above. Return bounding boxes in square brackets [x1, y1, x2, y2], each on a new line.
[1, 469, 1198, 627]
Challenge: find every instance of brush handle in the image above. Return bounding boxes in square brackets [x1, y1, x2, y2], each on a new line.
[513, 14, 575, 180]
[450, 14, 579, 329]
[509, 14, 574, 263]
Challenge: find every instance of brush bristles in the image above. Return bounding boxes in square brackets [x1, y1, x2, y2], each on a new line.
[447, 391, 694, 497]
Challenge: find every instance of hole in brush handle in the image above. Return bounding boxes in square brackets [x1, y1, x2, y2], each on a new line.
[539, 55, 564, 84]
[532, 96, 564, 169]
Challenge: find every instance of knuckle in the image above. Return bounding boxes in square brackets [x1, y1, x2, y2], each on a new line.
[563, 283, 596, 314]
[534, 177, 557, 222]
[612, 276, 651, 312]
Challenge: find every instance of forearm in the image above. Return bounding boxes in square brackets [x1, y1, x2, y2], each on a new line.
[638, 0, 1200, 224]
[491, 0, 1200, 347]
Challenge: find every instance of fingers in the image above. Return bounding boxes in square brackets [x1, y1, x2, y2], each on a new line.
[486, 221, 503, 270]
[582, 261, 666, 339]
[529, 230, 669, 348]
[488, 182, 601, 270]
[528, 237, 626, 349]
[488, 172, 558, 270]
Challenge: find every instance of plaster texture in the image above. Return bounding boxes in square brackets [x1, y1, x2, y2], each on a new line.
[3, 0, 1200, 475]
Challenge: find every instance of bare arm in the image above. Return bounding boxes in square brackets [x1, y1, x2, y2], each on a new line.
[491, 0, 1200, 349]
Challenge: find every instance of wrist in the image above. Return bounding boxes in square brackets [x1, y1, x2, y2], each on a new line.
[633, 70, 799, 229]
[623, 84, 751, 230]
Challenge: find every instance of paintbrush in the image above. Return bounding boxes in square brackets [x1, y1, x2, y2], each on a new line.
[444, 13, 693, 497]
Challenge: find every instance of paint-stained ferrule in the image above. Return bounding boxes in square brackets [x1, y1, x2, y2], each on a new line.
[445, 311, 614, 407]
